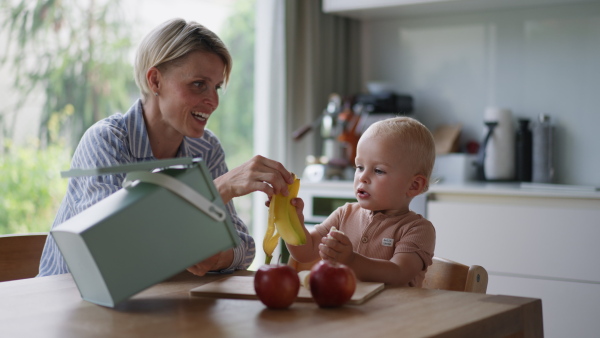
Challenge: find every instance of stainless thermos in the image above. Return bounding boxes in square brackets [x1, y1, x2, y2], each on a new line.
[532, 114, 554, 183]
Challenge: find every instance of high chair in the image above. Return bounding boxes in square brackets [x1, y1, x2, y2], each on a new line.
[423, 256, 488, 293]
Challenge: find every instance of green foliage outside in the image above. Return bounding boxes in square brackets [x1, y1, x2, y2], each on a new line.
[0, 142, 70, 234]
[205, 0, 256, 228]
[0, 105, 73, 235]
[209, 0, 255, 169]
[0, 0, 138, 147]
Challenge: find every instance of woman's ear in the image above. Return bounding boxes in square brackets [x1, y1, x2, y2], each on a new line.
[407, 174, 427, 198]
[146, 67, 161, 94]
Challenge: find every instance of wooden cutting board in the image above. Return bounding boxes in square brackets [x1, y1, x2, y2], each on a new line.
[189, 276, 385, 305]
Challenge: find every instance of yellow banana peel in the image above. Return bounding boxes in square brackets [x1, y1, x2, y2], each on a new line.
[263, 195, 280, 264]
[262, 174, 306, 264]
[273, 174, 306, 246]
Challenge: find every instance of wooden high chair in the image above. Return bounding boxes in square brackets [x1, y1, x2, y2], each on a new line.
[423, 256, 488, 293]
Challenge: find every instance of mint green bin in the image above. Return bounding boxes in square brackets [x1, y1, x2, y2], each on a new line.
[51, 157, 239, 307]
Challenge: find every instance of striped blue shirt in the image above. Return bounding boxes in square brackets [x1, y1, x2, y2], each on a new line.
[38, 99, 255, 277]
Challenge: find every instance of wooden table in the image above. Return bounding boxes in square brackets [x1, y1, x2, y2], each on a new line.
[0, 271, 543, 337]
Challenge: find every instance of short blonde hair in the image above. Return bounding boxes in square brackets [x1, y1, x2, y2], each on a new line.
[134, 18, 232, 101]
[363, 116, 436, 192]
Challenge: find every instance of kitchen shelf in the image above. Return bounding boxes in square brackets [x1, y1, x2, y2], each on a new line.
[323, 0, 600, 20]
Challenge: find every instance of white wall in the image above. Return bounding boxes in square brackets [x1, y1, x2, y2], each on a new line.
[360, 2, 600, 186]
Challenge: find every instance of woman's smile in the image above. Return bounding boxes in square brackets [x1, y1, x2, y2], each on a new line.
[191, 111, 210, 122]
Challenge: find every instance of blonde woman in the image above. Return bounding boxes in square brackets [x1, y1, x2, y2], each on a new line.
[38, 19, 293, 277]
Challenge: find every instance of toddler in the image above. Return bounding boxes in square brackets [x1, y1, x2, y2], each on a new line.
[287, 116, 436, 286]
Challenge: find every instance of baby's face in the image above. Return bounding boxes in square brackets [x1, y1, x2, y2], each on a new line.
[353, 134, 417, 215]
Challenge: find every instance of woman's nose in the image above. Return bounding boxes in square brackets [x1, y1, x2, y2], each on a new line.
[204, 88, 219, 109]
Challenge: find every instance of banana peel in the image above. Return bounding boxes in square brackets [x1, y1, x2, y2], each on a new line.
[263, 174, 306, 264]
[263, 194, 280, 264]
[273, 174, 306, 246]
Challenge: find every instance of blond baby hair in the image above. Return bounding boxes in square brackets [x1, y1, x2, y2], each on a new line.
[134, 18, 232, 101]
[363, 116, 436, 192]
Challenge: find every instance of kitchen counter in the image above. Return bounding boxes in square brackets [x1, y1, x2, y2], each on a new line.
[428, 181, 600, 200]
[302, 179, 600, 199]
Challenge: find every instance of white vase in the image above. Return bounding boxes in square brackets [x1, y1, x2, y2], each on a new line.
[483, 107, 515, 181]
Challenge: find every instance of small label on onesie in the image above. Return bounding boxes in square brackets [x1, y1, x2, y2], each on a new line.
[382, 238, 394, 247]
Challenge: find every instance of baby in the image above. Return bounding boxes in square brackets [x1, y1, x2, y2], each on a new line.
[288, 116, 436, 286]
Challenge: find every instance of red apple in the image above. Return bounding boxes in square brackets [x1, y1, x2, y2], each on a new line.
[309, 260, 356, 308]
[254, 264, 300, 309]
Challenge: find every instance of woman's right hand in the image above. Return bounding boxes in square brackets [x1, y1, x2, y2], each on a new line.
[214, 155, 294, 204]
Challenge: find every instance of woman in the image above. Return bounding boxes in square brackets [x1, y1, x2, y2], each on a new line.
[38, 18, 293, 277]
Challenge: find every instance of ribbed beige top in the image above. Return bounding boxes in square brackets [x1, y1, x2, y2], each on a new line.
[315, 203, 436, 287]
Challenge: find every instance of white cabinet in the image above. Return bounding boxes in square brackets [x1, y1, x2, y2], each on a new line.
[427, 186, 600, 337]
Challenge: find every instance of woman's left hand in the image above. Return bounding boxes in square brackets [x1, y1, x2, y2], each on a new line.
[214, 155, 294, 204]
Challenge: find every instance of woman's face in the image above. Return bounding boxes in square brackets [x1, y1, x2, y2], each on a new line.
[155, 50, 225, 139]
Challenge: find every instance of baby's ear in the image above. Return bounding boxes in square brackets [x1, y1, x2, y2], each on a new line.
[407, 175, 427, 197]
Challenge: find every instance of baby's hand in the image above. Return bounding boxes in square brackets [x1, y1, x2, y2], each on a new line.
[327, 226, 344, 239]
[319, 227, 354, 265]
[290, 197, 305, 224]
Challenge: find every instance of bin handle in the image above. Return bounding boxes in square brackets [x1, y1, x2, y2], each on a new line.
[122, 171, 226, 222]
